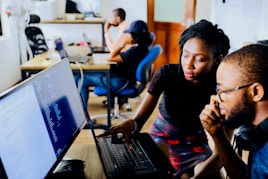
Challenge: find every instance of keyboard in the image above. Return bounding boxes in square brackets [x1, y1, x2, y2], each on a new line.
[104, 137, 153, 171]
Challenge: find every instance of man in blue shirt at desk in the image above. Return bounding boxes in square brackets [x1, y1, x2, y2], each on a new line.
[200, 44, 268, 179]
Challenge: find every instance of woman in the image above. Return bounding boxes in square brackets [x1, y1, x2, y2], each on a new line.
[78, 20, 152, 105]
[99, 19, 230, 178]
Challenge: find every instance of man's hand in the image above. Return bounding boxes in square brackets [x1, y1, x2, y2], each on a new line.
[104, 20, 117, 33]
[98, 119, 136, 149]
[199, 95, 224, 136]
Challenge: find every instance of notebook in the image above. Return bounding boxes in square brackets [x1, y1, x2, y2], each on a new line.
[82, 33, 110, 53]
[54, 37, 90, 63]
[80, 96, 175, 179]
[0, 59, 86, 179]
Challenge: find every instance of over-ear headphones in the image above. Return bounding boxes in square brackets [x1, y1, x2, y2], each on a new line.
[234, 118, 268, 151]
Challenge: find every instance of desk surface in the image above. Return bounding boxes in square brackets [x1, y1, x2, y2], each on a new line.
[64, 129, 107, 179]
[21, 46, 111, 71]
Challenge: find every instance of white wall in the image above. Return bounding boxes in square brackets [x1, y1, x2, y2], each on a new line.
[196, 0, 268, 52]
[195, 0, 211, 22]
[35, 0, 147, 47]
[101, 0, 147, 23]
[0, 0, 21, 92]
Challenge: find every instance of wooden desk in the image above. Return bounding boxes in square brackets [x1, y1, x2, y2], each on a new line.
[64, 129, 106, 179]
[20, 46, 112, 129]
[41, 18, 105, 46]
[64, 129, 173, 179]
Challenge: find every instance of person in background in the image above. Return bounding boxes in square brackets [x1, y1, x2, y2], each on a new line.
[199, 44, 268, 179]
[104, 8, 132, 54]
[99, 19, 230, 179]
[79, 20, 151, 106]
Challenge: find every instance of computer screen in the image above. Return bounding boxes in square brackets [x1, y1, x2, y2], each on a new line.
[0, 59, 86, 179]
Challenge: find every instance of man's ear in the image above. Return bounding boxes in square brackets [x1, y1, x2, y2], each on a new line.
[251, 82, 265, 101]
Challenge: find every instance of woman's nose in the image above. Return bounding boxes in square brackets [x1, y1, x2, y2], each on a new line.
[185, 58, 194, 69]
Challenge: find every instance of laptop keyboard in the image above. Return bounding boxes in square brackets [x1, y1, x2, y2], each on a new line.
[104, 137, 153, 171]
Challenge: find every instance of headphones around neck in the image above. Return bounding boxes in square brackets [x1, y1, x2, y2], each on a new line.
[234, 119, 268, 151]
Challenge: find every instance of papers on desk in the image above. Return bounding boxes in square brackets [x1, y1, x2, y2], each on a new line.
[92, 54, 116, 64]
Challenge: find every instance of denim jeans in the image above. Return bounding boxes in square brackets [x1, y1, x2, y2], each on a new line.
[76, 72, 128, 104]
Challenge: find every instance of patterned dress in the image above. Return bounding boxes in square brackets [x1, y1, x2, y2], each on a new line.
[147, 64, 215, 178]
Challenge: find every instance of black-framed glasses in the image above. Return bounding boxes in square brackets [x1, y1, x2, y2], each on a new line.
[216, 83, 254, 101]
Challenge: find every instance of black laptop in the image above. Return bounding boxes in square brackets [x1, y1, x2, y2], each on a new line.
[81, 97, 175, 179]
[82, 33, 110, 53]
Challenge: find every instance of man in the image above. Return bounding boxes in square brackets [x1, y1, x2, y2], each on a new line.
[200, 44, 268, 178]
[104, 8, 132, 53]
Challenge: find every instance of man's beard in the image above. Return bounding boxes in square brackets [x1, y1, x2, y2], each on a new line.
[224, 96, 254, 129]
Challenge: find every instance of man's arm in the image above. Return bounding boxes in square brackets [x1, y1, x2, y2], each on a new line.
[199, 95, 247, 179]
[104, 22, 132, 53]
[193, 127, 234, 178]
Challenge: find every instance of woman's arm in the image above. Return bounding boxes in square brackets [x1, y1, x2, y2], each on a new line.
[133, 93, 160, 132]
[98, 92, 160, 149]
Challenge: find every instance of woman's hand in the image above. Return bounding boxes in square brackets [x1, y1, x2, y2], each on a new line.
[97, 119, 136, 149]
[199, 95, 224, 136]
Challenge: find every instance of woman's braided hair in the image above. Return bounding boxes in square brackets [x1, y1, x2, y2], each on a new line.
[179, 19, 230, 61]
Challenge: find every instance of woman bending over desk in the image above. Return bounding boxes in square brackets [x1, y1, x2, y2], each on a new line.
[99, 19, 231, 179]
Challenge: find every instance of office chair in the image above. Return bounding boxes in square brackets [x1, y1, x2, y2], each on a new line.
[92, 44, 162, 121]
[149, 32, 156, 48]
[25, 14, 48, 59]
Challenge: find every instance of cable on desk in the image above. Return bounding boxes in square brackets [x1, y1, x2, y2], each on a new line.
[76, 62, 84, 94]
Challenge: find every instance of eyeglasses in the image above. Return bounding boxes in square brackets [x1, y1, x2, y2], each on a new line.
[216, 83, 254, 101]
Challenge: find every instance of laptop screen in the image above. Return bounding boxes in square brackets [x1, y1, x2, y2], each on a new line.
[0, 59, 86, 179]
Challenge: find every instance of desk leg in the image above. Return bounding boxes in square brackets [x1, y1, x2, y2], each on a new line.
[21, 70, 27, 81]
[101, 23, 105, 47]
[106, 70, 111, 129]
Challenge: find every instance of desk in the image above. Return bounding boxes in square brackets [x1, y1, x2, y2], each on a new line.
[64, 129, 172, 179]
[20, 46, 112, 129]
[41, 18, 105, 46]
[64, 129, 106, 179]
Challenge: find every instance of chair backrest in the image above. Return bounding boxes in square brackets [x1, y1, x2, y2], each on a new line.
[136, 44, 162, 84]
[148, 32, 156, 48]
[25, 14, 48, 57]
[134, 44, 162, 95]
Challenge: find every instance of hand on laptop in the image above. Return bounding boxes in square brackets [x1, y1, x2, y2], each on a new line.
[97, 119, 137, 149]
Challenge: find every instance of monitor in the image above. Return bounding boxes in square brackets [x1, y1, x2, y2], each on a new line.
[0, 59, 86, 179]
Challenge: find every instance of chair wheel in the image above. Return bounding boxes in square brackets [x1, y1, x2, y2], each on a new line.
[126, 108, 132, 112]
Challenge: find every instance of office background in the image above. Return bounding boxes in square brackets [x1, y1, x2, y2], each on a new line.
[0, 0, 268, 93]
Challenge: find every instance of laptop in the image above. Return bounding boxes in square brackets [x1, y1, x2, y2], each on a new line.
[82, 33, 110, 53]
[0, 59, 86, 179]
[80, 96, 175, 178]
[54, 37, 90, 63]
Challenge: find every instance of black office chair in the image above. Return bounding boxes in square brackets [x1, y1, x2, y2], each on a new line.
[25, 14, 48, 59]
[92, 44, 163, 121]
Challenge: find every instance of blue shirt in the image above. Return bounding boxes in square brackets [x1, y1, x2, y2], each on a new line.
[249, 141, 268, 178]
